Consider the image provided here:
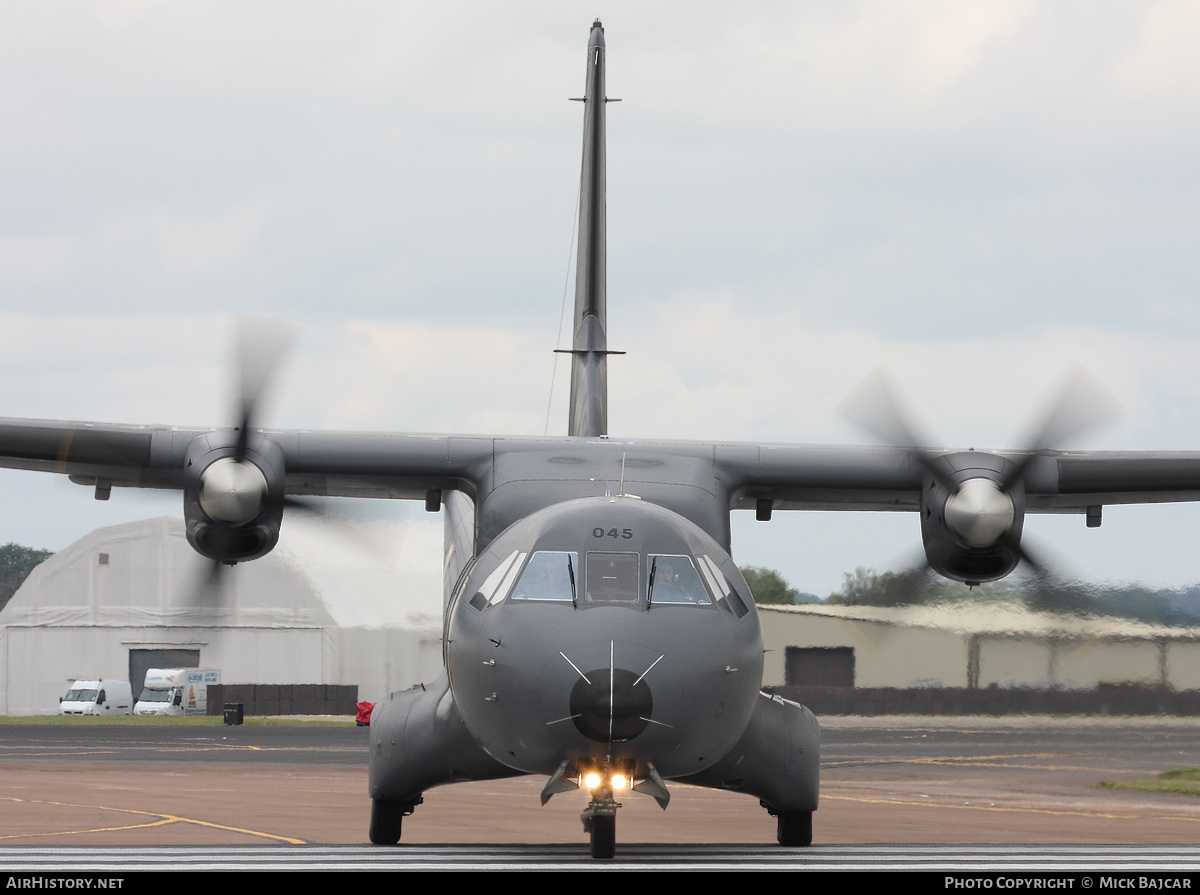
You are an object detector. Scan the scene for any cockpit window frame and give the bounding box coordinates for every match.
[510,550,579,603]
[646,553,713,607]
[584,550,641,605]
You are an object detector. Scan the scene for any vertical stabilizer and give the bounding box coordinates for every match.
[567,20,612,437]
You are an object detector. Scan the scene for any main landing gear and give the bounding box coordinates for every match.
[368,796,422,845]
[762,801,813,847]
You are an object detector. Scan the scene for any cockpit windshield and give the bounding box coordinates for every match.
[479,546,740,614]
[647,554,711,605]
[511,551,578,602]
[585,552,640,604]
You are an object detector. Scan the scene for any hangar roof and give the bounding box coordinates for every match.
[0,515,442,633]
[758,601,1200,641]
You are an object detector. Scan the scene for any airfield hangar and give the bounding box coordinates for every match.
[760,602,1200,711]
[0,516,446,715]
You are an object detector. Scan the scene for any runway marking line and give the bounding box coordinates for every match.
[0,797,305,845]
[0,744,265,759]
[822,792,1200,823]
[826,754,1132,773]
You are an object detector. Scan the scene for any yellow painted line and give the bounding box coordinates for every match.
[0,744,265,758]
[826,755,1130,772]
[829,761,1128,773]
[835,762,1106,772]
[0,797,305,845]
[823,792,1200,823]
[827,751,1076,763]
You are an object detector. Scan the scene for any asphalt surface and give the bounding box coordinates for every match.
[1,717,1198,848]
[0,723,369,766]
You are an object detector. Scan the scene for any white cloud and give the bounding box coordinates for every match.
[155,197,273,274]
[0,235,75,285]
[0,3,1197,597]
[1115,0,1200,97]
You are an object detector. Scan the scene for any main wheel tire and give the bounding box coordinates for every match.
[369,799,405,845]
[589,813,616,859]
[776,811,813,847]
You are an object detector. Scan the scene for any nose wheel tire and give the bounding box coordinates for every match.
[589,813,616,859]
[369,798,406,845]
[776,811,813,847]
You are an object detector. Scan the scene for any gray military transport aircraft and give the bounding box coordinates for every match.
[3,20,1200,859]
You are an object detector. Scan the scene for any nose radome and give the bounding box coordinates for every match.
[569,668,652,743]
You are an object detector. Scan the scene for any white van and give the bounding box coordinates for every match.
[59,680,134,715]
[135,668,220,716]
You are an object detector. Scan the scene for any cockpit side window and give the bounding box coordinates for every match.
[697,555,750,619]
[647,554,711,606]
[468,549,527,611]
[586,552,640,604]
[511,551,578,602]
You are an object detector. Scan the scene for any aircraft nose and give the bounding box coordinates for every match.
[569,668,652,743]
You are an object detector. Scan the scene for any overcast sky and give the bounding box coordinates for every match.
[2,1,1200,597]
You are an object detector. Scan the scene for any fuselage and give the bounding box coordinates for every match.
[367,22,822,851]
[445,495,764,779]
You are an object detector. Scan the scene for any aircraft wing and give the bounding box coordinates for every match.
[0,419,496,501]
[3,418,1200,514]
[1044,452,1200,509]
[717,444,1200,513]
[0,419,184,489]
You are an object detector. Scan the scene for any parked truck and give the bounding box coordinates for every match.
[59,679,133,715]
[134,668,220,716]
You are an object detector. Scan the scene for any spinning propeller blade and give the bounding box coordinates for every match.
[839,368,1121,593]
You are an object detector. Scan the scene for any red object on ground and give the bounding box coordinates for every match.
[356,701,375,726]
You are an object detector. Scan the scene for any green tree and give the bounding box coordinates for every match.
[0,543,53,615]
[827,566,930,606]
[824,565,1200,626]
[740,566,797,605]
[827,566,985,606]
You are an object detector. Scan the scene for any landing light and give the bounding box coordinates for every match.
[583,772,601,789]
[611,773,627,790]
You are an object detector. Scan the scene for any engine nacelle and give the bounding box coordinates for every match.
[920,451,1026,585]
[182,432,285,563]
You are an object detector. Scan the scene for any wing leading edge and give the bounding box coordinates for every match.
[3,416,1199,515]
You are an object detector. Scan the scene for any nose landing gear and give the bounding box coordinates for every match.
[574,758,637,858]
[581,793,619,859]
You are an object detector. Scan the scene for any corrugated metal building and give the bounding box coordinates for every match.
[760,602,1200,691]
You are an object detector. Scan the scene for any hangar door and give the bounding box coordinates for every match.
[785,646,855,688]
[129,649,200,700]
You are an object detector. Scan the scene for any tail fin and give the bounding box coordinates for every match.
[566,20,621,437]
